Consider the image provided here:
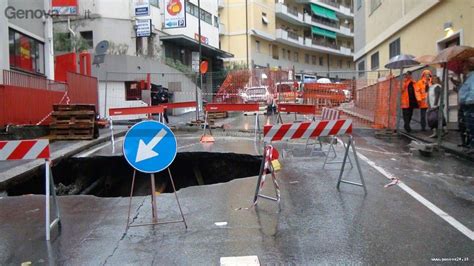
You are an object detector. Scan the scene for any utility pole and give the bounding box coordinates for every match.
[245,0,249,69]
[197,0,202,120]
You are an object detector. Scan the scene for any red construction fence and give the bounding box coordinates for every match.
[0,70,98,127]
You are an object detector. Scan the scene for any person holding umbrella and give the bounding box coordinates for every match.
[401,71,418,132]
[458,63,474,153]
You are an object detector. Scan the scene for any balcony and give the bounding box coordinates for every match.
[276,28,304,46]
[296,0,353,17]
[218,0,224,9]
[310,16,354,37]
[219,23,225,35]
[275,3,305,26]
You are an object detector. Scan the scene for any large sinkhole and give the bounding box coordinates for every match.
[6,152,262,197]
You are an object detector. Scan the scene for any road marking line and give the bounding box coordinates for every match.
[76,137,124,158]
[356,151,474,241]
[220,256,260,266]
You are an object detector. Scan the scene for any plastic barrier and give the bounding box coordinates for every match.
[0,139,60,241]
[276,103,318,123]
[253,119,366,207]
[201,103,260,143]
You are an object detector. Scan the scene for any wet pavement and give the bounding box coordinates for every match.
[0,113,473,264]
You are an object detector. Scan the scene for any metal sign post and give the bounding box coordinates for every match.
[122,121,187,229]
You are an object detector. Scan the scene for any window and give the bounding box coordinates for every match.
[8,28,45,75]
[358,60,365,77]
[338,59,343,68]
[319,56,324,66]
[305,54,310,64]
[125,81,143,101]
[371,52,379,70]
[357,0,362,10]
[186,1,213,25]
[294,52,299,62]
[312,55,317,65]
[389,38,400,59]
[282,48,286,59]
[262,12,268,25]
[287,50,291,60]
[255,40,260,52]
[370,0,382,13]
[80,31,93,49]
[347,60,351,68]
[214,16,219,28]
[269,44,272,56]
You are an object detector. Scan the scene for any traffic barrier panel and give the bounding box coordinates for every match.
[0,139,60,241]
[201,103,260,143]
[109,106,165,153]
[277,103,318,123]
[253,119,366,207]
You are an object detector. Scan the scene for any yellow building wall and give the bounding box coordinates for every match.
[365,0,474,70]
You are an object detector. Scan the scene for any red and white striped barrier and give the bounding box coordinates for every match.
[319,107,341,120]
[276,103,318,123]
[263,119,353,142]
[252,118,365,207]
[0,139,50,160]
[0,139,60,241]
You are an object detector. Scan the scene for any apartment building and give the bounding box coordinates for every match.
[0,0,55,81]
[354,0,474,74]
[219,0,355,80]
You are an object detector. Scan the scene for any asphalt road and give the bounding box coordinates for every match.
[0,113,472,265]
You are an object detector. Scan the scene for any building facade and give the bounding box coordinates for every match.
[0,0,55,81]
[354,0,474,74]
[219,0,355,80]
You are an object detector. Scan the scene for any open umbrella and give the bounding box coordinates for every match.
[431,45,474,64]
[384,54,420,134]
[415,55,436,65]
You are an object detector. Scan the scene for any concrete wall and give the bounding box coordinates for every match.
[7,0,45,38]
[93,55,201,117]
[0,1,9,81]
[357,0,474,69]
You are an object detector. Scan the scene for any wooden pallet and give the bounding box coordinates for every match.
[50,105,96,140]
[50,128,95,140]
[208,112,228,119]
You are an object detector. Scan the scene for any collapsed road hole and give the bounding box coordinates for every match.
[6,152,262,197]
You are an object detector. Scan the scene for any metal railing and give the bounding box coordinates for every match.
[312,16,339,29]
[312,38,340,50]
[2,70,67,91]
[287,31,300,40]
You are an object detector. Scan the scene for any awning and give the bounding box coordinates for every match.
[311,26,337,39]
[160,35,234,59]
[310,3,339,22]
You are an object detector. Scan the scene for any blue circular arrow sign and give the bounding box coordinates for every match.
[123,121,177,173]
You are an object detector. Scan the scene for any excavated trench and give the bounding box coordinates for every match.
[6,152,262,197]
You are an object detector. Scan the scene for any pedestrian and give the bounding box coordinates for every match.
[452,72,469,147]
[415,70,432,131]
[401,71,418,133]
[427,76,446,138]
[151,85,170,124]
[458,63,474,154]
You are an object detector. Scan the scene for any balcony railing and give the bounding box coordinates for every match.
[2,69,67,91]
[287,31,299,40]
[312,38,340,50]
[319,0,340,8]
[287,7,299,16]
[312,16,339,29]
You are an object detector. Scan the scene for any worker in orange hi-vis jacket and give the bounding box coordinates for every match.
[401,71,418,133]
[415,69,433,131]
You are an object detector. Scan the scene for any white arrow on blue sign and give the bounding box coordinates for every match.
[123,121,177,173]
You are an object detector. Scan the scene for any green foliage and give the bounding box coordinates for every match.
[224,61,248,71]
[164,58,193,75]
[54,32,90,53]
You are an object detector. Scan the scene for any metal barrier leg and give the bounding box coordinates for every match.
[110,118,115,154]
[45,160,60,241]
[167,168,188,229]
[253,145,267,205]
[336,136,367,194]
[150,173,158,223]
[254,114,259,142]
[323,137,353,169]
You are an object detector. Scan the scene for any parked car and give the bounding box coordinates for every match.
[241,86,269,103]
